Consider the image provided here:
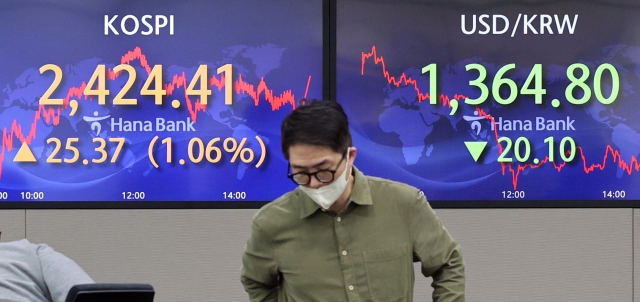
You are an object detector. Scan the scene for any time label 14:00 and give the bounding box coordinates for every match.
[421,63,619,106]
[497,136,576,163]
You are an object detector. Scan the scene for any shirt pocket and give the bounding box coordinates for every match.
[363,243,409,302]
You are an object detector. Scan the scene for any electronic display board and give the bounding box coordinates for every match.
[0,0,323,205]
[337,0,640,206]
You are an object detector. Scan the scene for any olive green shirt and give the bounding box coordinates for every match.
[241,167,465,302]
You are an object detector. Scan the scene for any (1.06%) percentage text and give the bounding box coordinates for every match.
[148,136,266,168]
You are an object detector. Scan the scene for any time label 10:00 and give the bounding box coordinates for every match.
[421,63,619,106]
[38,63,235,106]
[497,136,576,163]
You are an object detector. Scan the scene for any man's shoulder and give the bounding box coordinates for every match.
[251,190,302,230]
[0,239,38,255]
[364,175,421,197]
[0,239,48,301]
[359,174,426,213]
[0,239,53,273]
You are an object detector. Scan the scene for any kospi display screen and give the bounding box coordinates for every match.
[0,0,323,205]
[337,0,640,206]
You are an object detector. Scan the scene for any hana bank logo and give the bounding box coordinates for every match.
[463,110,486,138]
[83,111,110,137]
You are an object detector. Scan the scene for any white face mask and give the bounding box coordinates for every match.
[299,149,351,210]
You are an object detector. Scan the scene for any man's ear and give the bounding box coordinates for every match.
[348,146,357,165]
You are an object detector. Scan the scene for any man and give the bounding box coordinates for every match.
[0,231,95,302]
[241,100,465,301]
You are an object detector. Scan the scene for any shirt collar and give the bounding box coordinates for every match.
[298,166,373,219]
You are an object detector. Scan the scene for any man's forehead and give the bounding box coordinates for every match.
[288,144,337,158]
[288,146,341,169]
[290,157,333,169]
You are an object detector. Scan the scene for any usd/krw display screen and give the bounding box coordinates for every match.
[0,0,322,203]
[337,0,640,204]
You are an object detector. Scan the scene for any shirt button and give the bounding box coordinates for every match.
[342,250,348,256]
[348,285,354,291]
[336,217,342,222]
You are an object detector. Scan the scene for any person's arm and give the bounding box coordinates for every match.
[410,193,465,302]
[36,243,94,302]
[241,219,279,302]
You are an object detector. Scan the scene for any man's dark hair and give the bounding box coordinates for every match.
[281,100,352,159]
